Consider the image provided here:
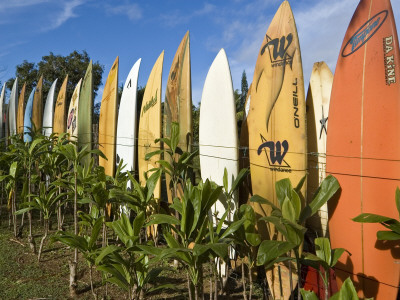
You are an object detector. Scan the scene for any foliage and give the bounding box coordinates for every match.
[353,187,400,240]
[6,50,104,108]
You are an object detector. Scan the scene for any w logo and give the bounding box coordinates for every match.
[261,34,293,62]
[257,136,289,167]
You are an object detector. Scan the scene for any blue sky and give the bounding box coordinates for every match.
[0,0,399,105]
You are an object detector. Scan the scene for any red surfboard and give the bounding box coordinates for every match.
[327,0,400,299]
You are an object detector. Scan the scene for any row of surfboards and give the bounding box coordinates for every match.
[0,0,398,298]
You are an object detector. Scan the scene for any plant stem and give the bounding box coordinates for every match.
[241,261,248,300]
[38,218,48,262]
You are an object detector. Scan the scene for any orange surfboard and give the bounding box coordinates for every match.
[32,75,43,132]
[327,0,400,299]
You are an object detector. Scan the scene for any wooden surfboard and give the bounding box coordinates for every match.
[326,0,400,299]
[199,48,238,224]
[42,79,58,137]
[67,79,82,141]
[138,51,164,199]
[247,1,307,299]
[53,75,68,136]
[99,57,119,176]
[0,83,5,139]
[239,84,252,206]
[8,78,18,136]
[17,83,26,135]
[79,61,93,157]
[32,75,43,133]
[23,89,35,142]
[116,58,141,174]
[306,62,333,237]
[164,31,192,203]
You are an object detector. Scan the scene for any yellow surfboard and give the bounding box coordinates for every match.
[138,51,164,199]
[164,32,192,203]
[53,75,68,136]
[17,83,26,135]
[247,1,307,299]
[67,79,82,141]
[99,57,119,176]
[32,75,43,132]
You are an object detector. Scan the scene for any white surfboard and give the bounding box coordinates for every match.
[8,78,18,136]
[306,61,333,237]
[199,48,238,224]
[116,58,141,174]
[67,79,82,141]
[42,79,58,137]
[0,83,5,139]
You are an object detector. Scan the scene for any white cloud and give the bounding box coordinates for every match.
[161,3,216,27]
[45,0,85,31]
[108,2,142,21]
[0,0,49,11]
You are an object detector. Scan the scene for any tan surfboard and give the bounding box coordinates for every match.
[99,57,119,176]
[138,51,164,199]
[53,75,68,136]
[67,79,82,141]
[247,1,307,299]
[306,62,333,237]
[17,83,26,135]
[32,75,43,132]
[164,32,192,203]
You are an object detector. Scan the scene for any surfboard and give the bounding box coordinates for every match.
[247,1,307,299]
[17,83,26,136]
[116,58,141,174]
[8,78,18,136]
[53,75,68,136]
[0,83,5,139]
[79,61,93,158]
[200,48,238,223]
[99,57,119,176]
[42,79,58,137]
[326,0,400,299]
[138,51,164,199]
[306,62,333,237]
[67,79,82,141]
[164,31,192,203]
[24,89,36,142]
[32,76,43,133]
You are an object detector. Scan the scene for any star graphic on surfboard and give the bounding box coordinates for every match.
[319,106,328,139]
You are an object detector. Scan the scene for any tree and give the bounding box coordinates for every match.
[7,50,104,109]
[240,70,248,110]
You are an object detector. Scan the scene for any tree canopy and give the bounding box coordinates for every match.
[6,50,104,108]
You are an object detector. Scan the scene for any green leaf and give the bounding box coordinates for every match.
[257,240,295,266]
[295,175,306,193]
[377,230,400,240]
[230,168,249,196]
[352,213,394,223]
[330,277,359,300]
[250,194,280,211]
[300,289,319,300]
[308,175,340,216]
[146,169,161,203]
[331,248,347,267]
[9,162,18,179]
[133,211,145,237]
[245,232,261,247]
[223,168,228,192]
[95,245,120,265]
[396,187,400,219]
[170,122,180,153]
[145,150,164,161]
[89,216,104,249]
[220,219,245,240]
[148,214,180,226]
[291,189,301,221]
[282,196,296,223]
[275,178,292,208]
[315,237,331,265]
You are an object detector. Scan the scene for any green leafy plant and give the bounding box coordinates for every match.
[301,237,348,300]
[253,175,340,299]
[353,187,400,240]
